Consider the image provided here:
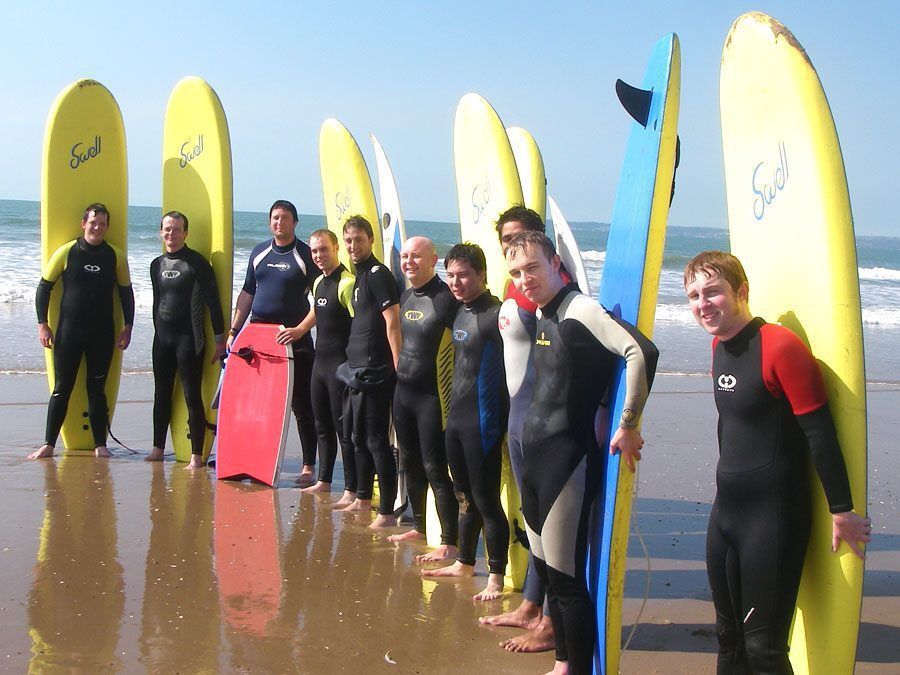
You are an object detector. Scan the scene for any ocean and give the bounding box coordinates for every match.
[2,198,897,381]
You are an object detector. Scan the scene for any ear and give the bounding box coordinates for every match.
[737,281,750,302]
[551,254,561,272]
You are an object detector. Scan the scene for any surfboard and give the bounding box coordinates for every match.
[216,323,293,486]
[507,126,547,220]
[319,118,382,272]
[720,13,866,673]
[370,133,407,293]
[548,196,590,295]
[453,93,528,590]
[588,34,680,675]
[162,75,234,462]
[40,79,128,451]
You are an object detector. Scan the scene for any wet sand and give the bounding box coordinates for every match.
[1,373,897,673]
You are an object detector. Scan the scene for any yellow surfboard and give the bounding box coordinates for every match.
[453,93,528,590]
[319,118,382,271]
[721,13,867,674]
[40,79,128,451]
[162,76,234,462]
[507,126,547,221]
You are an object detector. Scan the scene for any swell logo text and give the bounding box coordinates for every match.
[70,136,101,170]
[752,142,789,221]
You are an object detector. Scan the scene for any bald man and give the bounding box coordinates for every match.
[386,236,460,561]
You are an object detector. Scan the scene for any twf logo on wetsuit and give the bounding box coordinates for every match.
[717,373,737,392]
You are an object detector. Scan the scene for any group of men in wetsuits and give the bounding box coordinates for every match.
[31,201,871,675]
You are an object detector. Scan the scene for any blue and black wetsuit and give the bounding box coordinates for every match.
[394,274,459,544]
[446,290,509,574]
[242,237,320,467]
[708,318,853,675]
[150,245,225,457]
[36,237,135,448]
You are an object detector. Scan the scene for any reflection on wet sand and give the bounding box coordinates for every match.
[28,457,124,673]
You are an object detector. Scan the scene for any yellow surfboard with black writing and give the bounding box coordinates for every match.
[162,76,233,462]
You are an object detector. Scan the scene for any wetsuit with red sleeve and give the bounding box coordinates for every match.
[708,317,853,674]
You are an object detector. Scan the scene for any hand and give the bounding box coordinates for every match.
[38,323,54,349]
[832,511,871,560]
[226,333,236,352]
[117,325,133,350]
[212,341,227,364]
[610,426,644,473]
[276,325,304,345]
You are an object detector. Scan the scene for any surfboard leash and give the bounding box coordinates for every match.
[621,462,652,655]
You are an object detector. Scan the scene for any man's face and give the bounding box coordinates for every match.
[160,215,187,252]
[400,237,436,288]
[344,227,373,263]
[446,259,486,304]
[685,271,749,338]
[310,234,338,272]
[81,210,109,245]
[269,207,297,240]
[499,220,528,254]
[507,243,560,307]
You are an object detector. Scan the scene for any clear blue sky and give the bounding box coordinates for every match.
[1,1,897,235]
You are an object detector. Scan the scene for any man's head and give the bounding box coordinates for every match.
[683,250,752,340]
[495,204,545,254]
[309,229,340,274]
[269,199,299,242]
[505,231,564,307]
[400,236,438,289]
[342,215,375,264]
[444,242,487,304]
[81,202,110,245]
[160,211,189,253]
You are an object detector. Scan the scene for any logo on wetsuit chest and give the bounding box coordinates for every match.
[83,264,101,274]
[161,270,181,279]
[266,262,290,271]
[404,310,424,321]
[535,331,551,347]
[717,373,737,391]
[317,297,328,307]
[453,329,468,342]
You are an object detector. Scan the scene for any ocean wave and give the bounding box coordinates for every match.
[651,303,900,327]
[581,250,606,262]
[859,266,900,281]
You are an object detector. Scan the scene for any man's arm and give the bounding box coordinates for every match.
[226,290,254,351]
[276,307,317,345]
[383,304,402,370]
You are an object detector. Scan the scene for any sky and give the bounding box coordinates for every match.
[1,1,898,236]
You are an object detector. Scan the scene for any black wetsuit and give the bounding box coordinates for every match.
[445,290,509,574]
[150,246,225,457]
[242,237,320,467]
[393,274,459,544]
[522,285,657,674]
[343,255,400,515]
[708,318,853,675]
[310,264,356,491]
[36,238,135,447]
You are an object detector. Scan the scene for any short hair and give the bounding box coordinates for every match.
[82,202,110,224]
[495,204,545,239]
[160,210,189,232]
[269,199,299,223]
[310,228,338,246]
[342,215,374,239]
[444,242,487,275]
[683,250,749,293]
[504,231,557,263]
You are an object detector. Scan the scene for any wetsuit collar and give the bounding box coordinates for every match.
[464,290,491,310]
[77,236,108,253]
[413,274,441,295]
[324,263,346,280]
[719,316,765,350]
[272,237,297,253]
[354,255,381,272]
[164,244,190,259]
[540,283,579,317]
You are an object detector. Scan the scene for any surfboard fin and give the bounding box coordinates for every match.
[616,79,652,127]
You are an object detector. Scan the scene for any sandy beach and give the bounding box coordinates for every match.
[0,372,897,673]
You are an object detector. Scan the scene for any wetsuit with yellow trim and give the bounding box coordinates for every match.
[36,237,134,448]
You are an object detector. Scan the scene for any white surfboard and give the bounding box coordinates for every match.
[549,196,590,294]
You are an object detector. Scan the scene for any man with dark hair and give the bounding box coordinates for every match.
[422,243,509,602]
[338,215,403,528]
[227,200,320,484]
[506,231,658,675]
[146,211,226,469]
[30,203,135,459]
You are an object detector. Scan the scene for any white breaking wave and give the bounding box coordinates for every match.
[581,249,606,262]
[651,303,900,327]
[858,266,900,281]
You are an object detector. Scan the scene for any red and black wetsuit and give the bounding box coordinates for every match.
[708,317,853,674]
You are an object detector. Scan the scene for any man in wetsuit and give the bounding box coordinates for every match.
[226,200,320,484]
[30,203,135,459]
[385,236,459,561]
[421,243,509,602]
[684,250,871,674]
[506,231,658,675]
[146,211,226,469]
[337,215,402,528]
[292,229,357,506]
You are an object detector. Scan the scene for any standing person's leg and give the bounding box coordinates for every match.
[333,382,357,504]
[416,393,458,558]
[366,379,398,526]
[149,333,178,461]
[389,385,428,541]
[175,333,207,468]
[309,361,338,486]
[706,500,748,673]
[291,345,317,484]
[468,435,508,601]
[33,325,83,458]
[343,386,375,511]
[84,327,115,455]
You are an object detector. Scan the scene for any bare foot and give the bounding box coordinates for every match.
[416,544,458,563]
[332,490,356,507]
[369,514,398,529]
[387,529,424,543]
[545,660,568,675]
[341,498,372,512]
[94,445,112,458]
[145,447,164,462]
[27,444,55,460]
[185,455,204,471]
[421,560,474,578]
[473,573,504,602]
[294,466,316,487]
[301,480,331,494]
[501,615,555,653]
[479,598,542,628]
